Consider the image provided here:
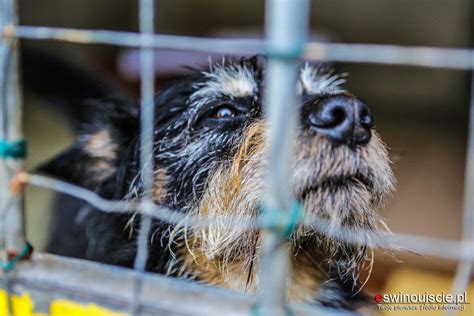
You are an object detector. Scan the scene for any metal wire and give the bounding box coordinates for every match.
[1,0,25,262]
[446,56,474,316]
[1,2,26,316]
[20,173,474,263]
[258,1,309,314]
[7,25,264,55]
[4,25,474,69]
[130,0,156,315]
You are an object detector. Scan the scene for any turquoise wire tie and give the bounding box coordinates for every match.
[259,201,302,237]
[252,202,301,315]
[0,139,27,158]
[265,44,304,60]
[1,241,32,272]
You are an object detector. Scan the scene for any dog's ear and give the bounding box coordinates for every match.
[37,98,139,190]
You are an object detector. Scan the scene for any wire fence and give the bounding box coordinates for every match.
[1,0,473,315]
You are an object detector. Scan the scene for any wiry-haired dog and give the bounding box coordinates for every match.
[40,56,395,313]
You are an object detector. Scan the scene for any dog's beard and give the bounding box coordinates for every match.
[292,129,395,239]
[169,120,395,289]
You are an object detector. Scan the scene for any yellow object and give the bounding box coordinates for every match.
[0,290,45,316]
[381,268,474,315]
[0,289,126,316]
[50,300,126,316]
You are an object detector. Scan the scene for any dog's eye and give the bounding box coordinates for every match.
[195,102,247,126]
[210,106,237,119]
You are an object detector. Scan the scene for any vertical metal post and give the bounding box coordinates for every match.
[0,0,25,252]
[260,0,309,315]
[446,60,474,316]
[446,10,474,315]
[131,0,155,315]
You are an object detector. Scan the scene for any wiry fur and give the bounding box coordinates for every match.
[192,61,259,100]
[41,56,395,313]
[297,63,347,95]
[169,120,394,303]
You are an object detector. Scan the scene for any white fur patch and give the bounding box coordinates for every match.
[191,63,258,101]
[297,63,347,95]
[191,61,347,104]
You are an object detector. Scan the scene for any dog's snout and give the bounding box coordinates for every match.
[306,96,373,146]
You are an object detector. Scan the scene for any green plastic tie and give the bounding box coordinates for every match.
[0,139,27,158]
[265,43,304,60]
[1,241,32,272]
[259,201,302,237]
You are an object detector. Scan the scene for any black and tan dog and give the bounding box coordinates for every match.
[39,56,395,312]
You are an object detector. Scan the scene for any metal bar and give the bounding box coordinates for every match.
[8,25,264,54]
[0,2,23,314]
[446,58,474,316]
[446,9,474,313]
[305,42,474,70]
[6,25,474,69]
[259,0,309,315]
[131,0,156,315]
[0,0,24,253]
[1,253,353,316]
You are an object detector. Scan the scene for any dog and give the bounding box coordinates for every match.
[39,56,395,312]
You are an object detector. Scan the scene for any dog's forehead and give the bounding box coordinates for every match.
[190,63,259,101]
[189,60,347,104]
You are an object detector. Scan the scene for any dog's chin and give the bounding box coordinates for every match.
[299,173,373,201]
[294,173,380,242]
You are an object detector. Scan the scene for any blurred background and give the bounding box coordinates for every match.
[19,0,473,314]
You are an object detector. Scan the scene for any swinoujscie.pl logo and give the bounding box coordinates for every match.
[375,291,468,312]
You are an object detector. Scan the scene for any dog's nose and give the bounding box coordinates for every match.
[307,95,373,146]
